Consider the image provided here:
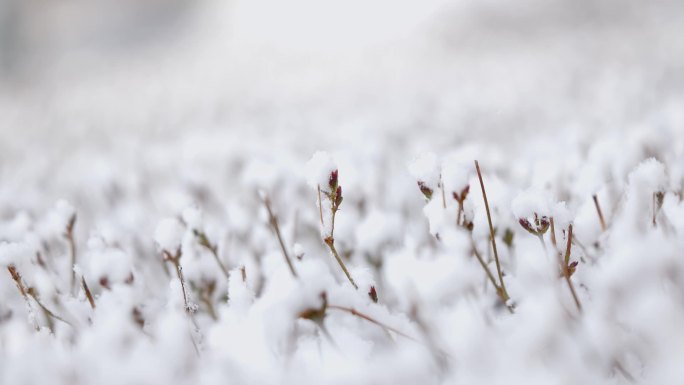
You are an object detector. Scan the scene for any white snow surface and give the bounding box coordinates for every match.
[1,0,684,384]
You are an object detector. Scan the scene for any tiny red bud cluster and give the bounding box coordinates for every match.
[368,286,378,303]
[452,185,470,203]
[518,213,550,236]
[417,181,433,201]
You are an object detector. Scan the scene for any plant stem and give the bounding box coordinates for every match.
[560,224,582,312]
[474,160,510,302]
[592,194,607,231]
[326,240,358,289]
[318,183,357,289]
[317,185,324,226]
[8,266,72,329]
[263,197,298,278]
[65,214,77,293]
[440,175,447,209]
[195,231,229,279]
[82,276,96,309]
[163,250,191,313]
[327,305,417,342]
[472,240,513,312]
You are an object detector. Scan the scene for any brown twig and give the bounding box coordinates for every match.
[163,250,192,313]
[327,305,417,342]
[560,224,582,312]
[65,214,77,293]
[263,197,298,278]
[592,194,607,231]
[474,160,510,303]
[439,175,447,209]
[325,238,358,289]
[8,266,72,329]
[317,185,324,226]
[318,181,358,289]
[194,230,229,279]
[472,243,514,313]
[81,276,96,309]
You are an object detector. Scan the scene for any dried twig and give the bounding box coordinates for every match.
[263,197,298,278]
[474,160,510,304]
[318,172,358,289]
[81,276,96,310]
[194,230,229,279]
[592,194,607,231]
[65,214,77,292]
[163,250,192,313]
[559,224,582,312]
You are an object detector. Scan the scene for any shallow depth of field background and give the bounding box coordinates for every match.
[1,0,683,220]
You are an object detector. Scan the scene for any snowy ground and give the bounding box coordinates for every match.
[1,0,684,384]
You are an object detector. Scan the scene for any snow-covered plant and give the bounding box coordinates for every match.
[306,151,357,289]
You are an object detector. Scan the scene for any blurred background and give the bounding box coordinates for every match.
[0,0,683,221]
[1,0,683,139]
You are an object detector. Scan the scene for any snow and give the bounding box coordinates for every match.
[408,152,441,195]
[154,218,185,252]
[0,0,684,383]
[306,151,337,192]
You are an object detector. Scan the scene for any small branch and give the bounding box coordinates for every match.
[318,182,358,289]
[474,160,510,302]
[65,214,77,293]
[327,305,417,342]
[26,288,73,327]
[8,266,72,329]
[163,250,192,313]
[472,241,513,312]
[560,224,582,312]
[81,276,96,310]
[317,185,324,226]
[195,230,229,279]
[198,282,218,321]
[550,217,558,249]
[263,197,298,278]
[592,194,607,232]
[325,239,358,289]
[439,175,447,209]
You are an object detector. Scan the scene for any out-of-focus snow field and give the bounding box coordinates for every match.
[0,0,684,384]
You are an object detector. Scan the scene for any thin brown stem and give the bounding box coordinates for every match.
[471,244,499,292]
[8,266,72,329]
[195,231,229,279]
[592,194,607,231]
[560,224,582,312]
[163,250,191,313]
[26,288,73,327]
[474,160,509,301]
[317,185,324,226]
[550,217,557,248]
[327,305,417,342]
[65,214,77,293]
[456,200,463,226]
[82,276,96,309]
[319,183,357,289]
[263,197,298,278]
[440,175,447,209]
[326,240,358,289]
